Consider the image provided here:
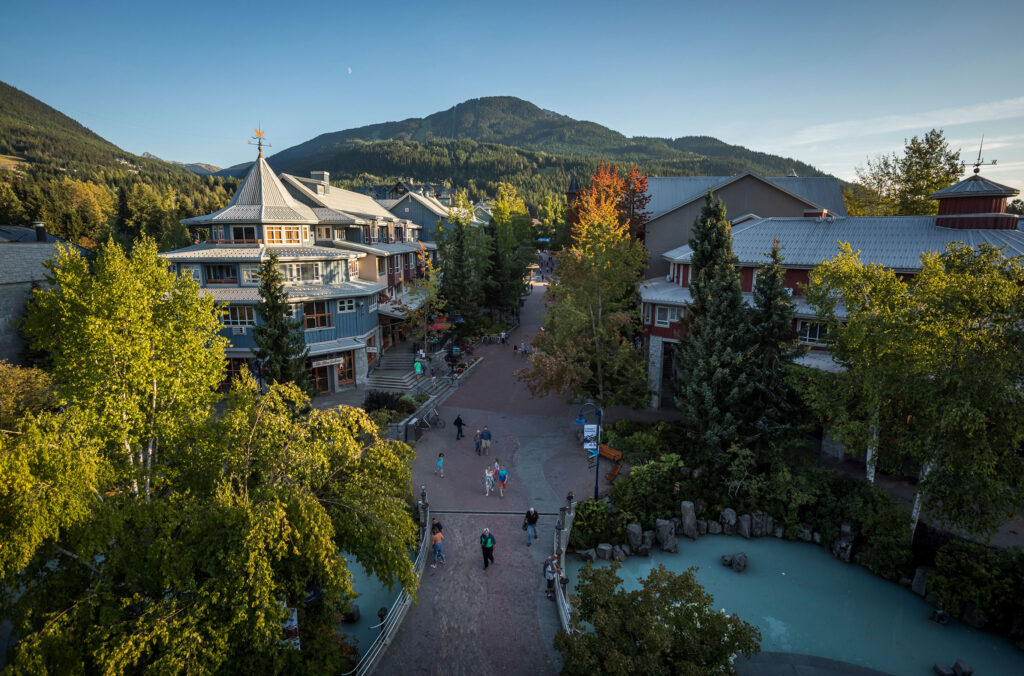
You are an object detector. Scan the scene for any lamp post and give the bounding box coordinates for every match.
[573,403,603,500]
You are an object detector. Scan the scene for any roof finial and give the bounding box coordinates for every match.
[963,135,997,175]
[249,127,271,159]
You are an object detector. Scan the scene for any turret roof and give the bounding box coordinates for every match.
[182,155,318,226]
[930,173,1020,199]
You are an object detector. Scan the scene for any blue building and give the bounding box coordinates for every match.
[380,190,485,241]
[163,152,387,394]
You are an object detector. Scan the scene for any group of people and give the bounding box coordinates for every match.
[483,459,510,498]
[513,341,531,356]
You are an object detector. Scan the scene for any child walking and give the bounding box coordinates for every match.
[474,430,482,456]
[435,453,445,478]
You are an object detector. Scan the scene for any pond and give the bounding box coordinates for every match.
[341,559,402,660]
[565,536,1024,675]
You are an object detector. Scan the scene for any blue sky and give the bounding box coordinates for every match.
[3,0,1023,188]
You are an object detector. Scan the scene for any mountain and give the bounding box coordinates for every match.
[218,96,830,206]
[142,152,221,175]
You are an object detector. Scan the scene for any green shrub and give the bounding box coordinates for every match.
[611,454,685,529]
[412,393,431,406]
[369,409,399,427]
[930,542,1024,629]
[569,499,629,550]
[396,394,418,415]
[363,390,402,412]
[603,421,679,465]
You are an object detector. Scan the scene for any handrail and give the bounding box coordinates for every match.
[553,502,577,635]
[342,501,431,676]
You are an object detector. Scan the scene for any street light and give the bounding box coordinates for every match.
[573,402,603,500]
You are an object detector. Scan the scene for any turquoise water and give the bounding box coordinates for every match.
[566,537,1024,676]
[341,559,401,659]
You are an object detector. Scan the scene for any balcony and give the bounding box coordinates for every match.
[403,267,414,281]
[387,271,402,287]
[208,239,263,245]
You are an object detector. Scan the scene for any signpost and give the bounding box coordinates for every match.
[582,424,598,451]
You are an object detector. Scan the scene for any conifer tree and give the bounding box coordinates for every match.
[748,238,802,451]
[253,252,308,389]
[438,192,487,332]
[675,192,757,463]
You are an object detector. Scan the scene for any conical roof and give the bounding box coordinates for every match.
[567,174,581,193]
[930,173,1019,200]
[182,155,318,225]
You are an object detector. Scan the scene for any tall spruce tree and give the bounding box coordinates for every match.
[748,238,802,452]
[438,192,487,332]
[675,192,757,463]
[253,252,308,389]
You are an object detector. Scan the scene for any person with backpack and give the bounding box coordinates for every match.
[523,507,539,546]
[544,554,561,600]
[480,528,496,570]
[453,414,465,440]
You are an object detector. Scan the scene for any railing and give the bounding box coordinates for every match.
[553,500,577,635]
[342,492,431,676]
[208,238,262,245]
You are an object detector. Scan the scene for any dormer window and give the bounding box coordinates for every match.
[280,262,321,284]
[204,264,238,284]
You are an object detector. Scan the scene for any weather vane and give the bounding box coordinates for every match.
[964,135,997,175]
[249,127,271,158]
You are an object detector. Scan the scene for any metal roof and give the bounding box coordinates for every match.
[182,156,319,226]
[388,192,449,218]
[639,277,833,318]
[930,173,1020,199]
[161,243,359,263]
[281,174,401,222]
[662,215,1024,270]
[646,173,847,220]
[202,279,385,303]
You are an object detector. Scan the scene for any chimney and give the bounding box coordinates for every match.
[803,208,829,219]
[310,171,330,194]
[32,221,47,242]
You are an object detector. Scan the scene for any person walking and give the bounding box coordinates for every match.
[431,517,444,534]
[480,528,496,570]
[483,466,495,496]
[430,527,445,568]
[496,464,509,498]
[474,429,482,456]
[453,414,465,440]
[523,507,539,547]
[544,554,561,600]
[435,453,445,478]
[480,426,492,455]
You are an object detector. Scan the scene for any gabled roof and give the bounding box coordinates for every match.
[387,191,449,218]
[930,173,1020,199]
[161,243,359,263]
[662,215,1024,271]
[646,173,847,221]
[281,174,399,222]
[182,156,318,226]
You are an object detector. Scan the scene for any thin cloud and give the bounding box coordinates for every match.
[347,67,353,75]
[788,97,1024,146]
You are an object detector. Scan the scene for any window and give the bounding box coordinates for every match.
[396,226,404,242]
[316,226,332,240]
[338,298,355,313]
[797,321,829,344]
[303,301,332,330]
[241,264,261,285]
[309,366,330,394]
[224,305,255,326]
[302,226,310,242]
[336,353,355,385]
[643,303,652,324]
[377,257,386,275]
[265,225,301,244]
[205,264,237,284]
[232,226,256,242]
[211,226,226,241]
[179,264,200,282]
[654,305,681,328]
[361,225,371,243]
[280,262,321,284]
[368,295,378,312]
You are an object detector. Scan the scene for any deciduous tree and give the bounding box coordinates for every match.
[555,563,761,676]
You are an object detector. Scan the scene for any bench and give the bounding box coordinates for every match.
[598,444,623,482]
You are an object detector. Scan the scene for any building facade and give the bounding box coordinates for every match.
[640,173,1022,408]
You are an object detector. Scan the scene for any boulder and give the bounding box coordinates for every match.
[642,530,656,548]
[691,467,702,480]
[627,523,643,550]
[720,554,734,567]
[635,544,651,556]
[655,519,678,553]
[680,501,699,540]
[831,530,855,563]
[798,525,813,542]
[933,665,955,676]
[930,609,951,626]
[621,543,631,557]
[696,501,707,516]
[953,659,974,676]
[671,517,683,533]
[962,603,986,629]
[774,526,784,538]
[720,508,737,527]
[764,515,774,536]
[899,575,913,588]
[813,531,822,544]
[751,511,766,538]
[697,519,708,536]
[912,567,931,597]
[737,514,752,539]
[596,543,613,560]
[577,548,597,563]
[708,521,723,535]
[840,522,854,537]
[342,604,360,623]
[611,545,626,562]
[731,552,748,573]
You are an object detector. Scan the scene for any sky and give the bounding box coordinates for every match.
[3,0,1024,188]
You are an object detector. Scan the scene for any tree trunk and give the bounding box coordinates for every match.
[865,406,879,484]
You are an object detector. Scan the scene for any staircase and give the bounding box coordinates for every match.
[365,351,453,396]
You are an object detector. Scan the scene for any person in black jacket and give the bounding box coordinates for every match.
[453,414,465,440]
[523,507,539,546]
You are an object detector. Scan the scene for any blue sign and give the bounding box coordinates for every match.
[588,448,599,460]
